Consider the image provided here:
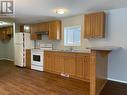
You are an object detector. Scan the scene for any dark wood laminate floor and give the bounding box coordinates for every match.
[100,81,127,95]
[0,60,89,95]
[0,60,127,95]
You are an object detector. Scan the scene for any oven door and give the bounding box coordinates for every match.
[31,52,43,66]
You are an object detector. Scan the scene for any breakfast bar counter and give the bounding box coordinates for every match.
[44,47,121,95]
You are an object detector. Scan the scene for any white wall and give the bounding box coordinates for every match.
[0,41,4,59]
[2,38,14,60]
[0,38,14,61]
[89,8,127,83]
[0,24,15,61]
[36,7,127,82]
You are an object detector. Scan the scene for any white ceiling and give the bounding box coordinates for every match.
[15,0,127,23]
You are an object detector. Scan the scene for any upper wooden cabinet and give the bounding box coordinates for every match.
[30,24,42,40]
[48,21,61,40]
[6,26,13,35]
[20,25,24,32]
[39,22,49,32]
[30,34,42,40]
[84,12,106,38]
[0,26,13,41]
[30,24,39,33]
[30,22,49,33]
[30,21,61,40]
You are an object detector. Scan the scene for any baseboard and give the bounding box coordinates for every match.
[0,58,14,62]
[108,78,127,84]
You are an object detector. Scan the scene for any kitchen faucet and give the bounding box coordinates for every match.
[69,46,73,51]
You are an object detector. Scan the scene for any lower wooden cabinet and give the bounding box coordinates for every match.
[64,53,76,76]
[26,49,31,69]
[76,53,90,81]
[44,51,54,72]
[53,52,64,73]
[44,51,90,82]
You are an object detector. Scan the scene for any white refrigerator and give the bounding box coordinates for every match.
[14,33,32,67]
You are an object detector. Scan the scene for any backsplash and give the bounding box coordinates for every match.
[34,35,91,51]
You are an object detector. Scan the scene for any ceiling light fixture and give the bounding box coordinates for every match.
[56,9,65,14]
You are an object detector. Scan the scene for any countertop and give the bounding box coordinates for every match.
[38,46,121,53]
[86,46,121,51]
[44,49,91,53]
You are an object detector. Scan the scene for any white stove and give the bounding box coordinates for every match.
[31,44,52,71]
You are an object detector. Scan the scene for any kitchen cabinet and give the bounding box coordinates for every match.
[20,25,24,32]
[39,22,49,32]
[30,34,42,40]
[44,51,54,72]
[6,26,13,35]
[30,24,42,40]
[48,21,61,40]
[30,20,61,40]
[30,22,48,40]
[30,24,39,33]
[53,52,64,74]
[26,49,31,69]
[44,52,64,73]
[64,53,76,76]
[0,26,13,41]
[44,50,113,95]
[44,51,89,81]
[31,22,49,33]
[76,53,90,81]
[84,12,105,38]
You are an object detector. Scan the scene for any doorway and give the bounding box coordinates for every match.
[0,20,15,61]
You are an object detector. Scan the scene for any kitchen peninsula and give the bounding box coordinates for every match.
[44,46,121,95]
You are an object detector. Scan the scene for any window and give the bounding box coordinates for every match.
[64,25,81,46]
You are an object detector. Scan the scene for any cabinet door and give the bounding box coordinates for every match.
[30,34,42,40]
[85,14,92,38]
[6,26,13,35]
[44,51,54,72]
[54,52,64,74]
[39,22,49,32]
[1,28,10,40]
[94,12,105,37]
[20,25,24,32]
[30,24,42,40]
[26,49,31,69]
[30,24,39,33]
[49,21,61,40]
[64,53,76,76]
[76,54,90,81]
[84,12,105,38]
